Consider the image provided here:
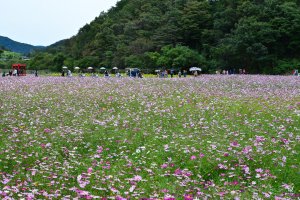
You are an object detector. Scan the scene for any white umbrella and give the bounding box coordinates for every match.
[189,67,201,72]
[100,67,106,70]
[74,67,80,70]
[87,67,93,70]
[62,66,68,69]
[112,67,118,70]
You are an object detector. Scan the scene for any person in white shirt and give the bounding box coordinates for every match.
[13,69,18,76]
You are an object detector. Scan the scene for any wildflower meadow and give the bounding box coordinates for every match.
[0,75,299,199]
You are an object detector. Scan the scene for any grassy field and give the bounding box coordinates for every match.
[0,75,299,199]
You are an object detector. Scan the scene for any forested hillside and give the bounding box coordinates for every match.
[30,0,300,74]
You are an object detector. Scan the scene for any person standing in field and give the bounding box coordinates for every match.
[183,70,187,77]
[178,71,182,78]
[194,70,198,77]
[13,69,17,76]
[170,70,174,78]
[67,70,72,77]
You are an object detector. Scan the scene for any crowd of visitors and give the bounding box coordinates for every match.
[1,68,299,78]
[2,69,21,77]
[157,70,188,78]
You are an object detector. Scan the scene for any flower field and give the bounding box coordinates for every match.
[0,75,299,199]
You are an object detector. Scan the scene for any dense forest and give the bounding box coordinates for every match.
[29,0,300,74]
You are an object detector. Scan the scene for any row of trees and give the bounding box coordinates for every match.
[28,0,300,74]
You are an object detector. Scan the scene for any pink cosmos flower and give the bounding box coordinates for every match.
[190,155,197,160]
[169,163,175,167]
[44,128,51,133]
[255,168,263,173]
[87,168,93,174]
[242,165,250,174]
[111,187,119,193]
[218,164,228,169]
[282,183,293,191]
[199,153,205,158]
[282,156,287,163]
[161,163,168,169]
[31,169,37,176]
[129,185,136,192]
[262,192,271,198]
[184,194,193,200]
[97,146,103,153]
[164,198,176,200]
[13,128,20,133]
[26,193,35,200]
[230,141,240,147]
[115,196,127,200]
[133,175,142,182]
[174,168,182,175]
[281,138,289,145]
[161,189,169,193]
[242,146,252,154]
[1,177,10,184]
[218,191,226,197]
[232,180,239,185]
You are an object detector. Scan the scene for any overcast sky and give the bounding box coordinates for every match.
[0,0,119,46]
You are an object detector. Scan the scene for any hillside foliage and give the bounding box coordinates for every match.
[29,0,300,74]
[0,49,23,69]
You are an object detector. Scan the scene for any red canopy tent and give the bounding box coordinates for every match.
[12,63,26,76]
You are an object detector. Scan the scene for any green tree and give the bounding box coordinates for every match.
[77,56,99,68]
[53,53,66,71]
[154,45,205,69]
[216,16,277,73]
[125,55,144,68]
[180,0,212,49]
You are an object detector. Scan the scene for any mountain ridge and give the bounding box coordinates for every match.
[0,36,45,55]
